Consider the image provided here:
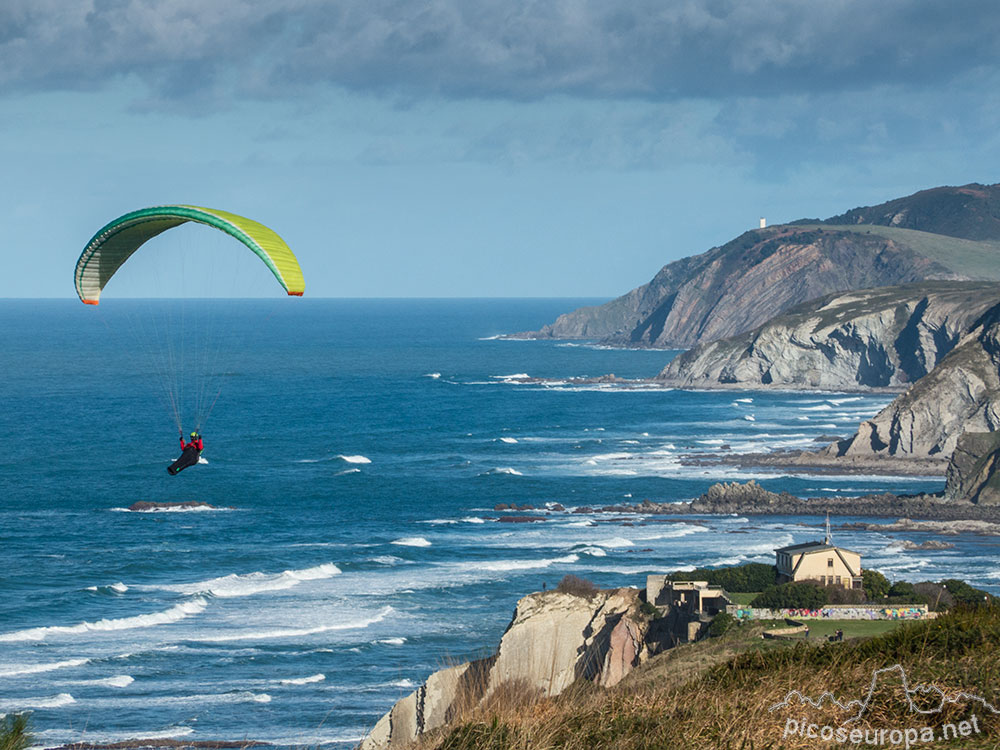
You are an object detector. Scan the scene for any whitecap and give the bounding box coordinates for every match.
[369,555,405,565]
[744,415,756,422]
[190,606,393,643]
[278,673,326,685]
[592,537,634,548]
[735,398,753,403]
[0,598,208,643]
[801,404,833,411]
[424,372,442,379]
[338,455,372,464]
[576,547,607,557]
[391,537,432,547]
[154,563,341,598]
[498,437,518,444]
[0,693,75,710]
[474,554,579,572]
[82,675,134,688]
[461,517,486,524]
[335,468,361,476]
[377,637,407,645]
[481,467,523,476]
[0,658,90,678]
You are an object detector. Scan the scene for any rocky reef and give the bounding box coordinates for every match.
[361,588,648,749]
[656,281,1000,390]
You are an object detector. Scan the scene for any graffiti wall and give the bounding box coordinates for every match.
[728,604,929,620]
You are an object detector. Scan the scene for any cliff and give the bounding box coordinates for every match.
[943,431,1000,505]
[515,184,1000,349]
[655,281,1000,390]
[361,588,647,750]
[828,301,1000,460]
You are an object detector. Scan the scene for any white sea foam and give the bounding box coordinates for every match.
[0,658,90,677]
[424,372,442,379]
[697,439,725,445]
[462,516,486,524]
[744,415,756,421]
[112,505,229,513]
[338,455,372,464]
[80,675,134,688]
[474,554,579,572]
[592,537,634,548]
[278,673,326,685]
[390,679,418,688]
[155,563,341,598]
[420,519,458,524]
[370,555,405,565]
[0,693,75,710]
[576,546,607,557]
[335,468,361,475]
[800,404,833,411]
[481,467,523,476]
[190,606,394,643]
[499,437,518,444]
[391,537,431,547]
[735,398,753,403]
[377,637,406,645]
[0,598,208,642]
[86,582,127,593]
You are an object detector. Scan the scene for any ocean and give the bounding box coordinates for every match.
[1,298,996,748]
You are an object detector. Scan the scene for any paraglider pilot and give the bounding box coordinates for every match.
[168,432,204,475]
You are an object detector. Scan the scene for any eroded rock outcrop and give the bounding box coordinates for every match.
[943,431,1000,505]
[656,282,1000,390]
[361,588,646,749]
[829,303,1000,460]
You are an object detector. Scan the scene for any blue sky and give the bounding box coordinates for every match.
[3,0,1000,298]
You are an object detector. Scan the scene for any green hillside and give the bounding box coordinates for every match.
[796,224,1000,280]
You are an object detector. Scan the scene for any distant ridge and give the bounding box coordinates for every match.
[513,183,1000,349]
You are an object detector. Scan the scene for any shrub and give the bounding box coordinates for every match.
[751,582,828,609]
[639,600,659,618]
[888,581,916,598]
[913,581,954,611]
[556,574,599,599]
[668,562,777,593]
[824,583,866,604]
[708,612,735,637]
[942,579,994,607]
[862,569,890,599]
[0,714,31,750]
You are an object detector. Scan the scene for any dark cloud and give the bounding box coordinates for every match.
[2,0,999,103]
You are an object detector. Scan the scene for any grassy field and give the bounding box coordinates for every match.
[424,606,1000,749]
[728,592,758,605]
[795,223,1000,280]
[754,618,908,641]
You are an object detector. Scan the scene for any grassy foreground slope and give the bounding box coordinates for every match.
[424,606,1000,750]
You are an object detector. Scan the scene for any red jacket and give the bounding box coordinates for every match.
[180,436,204,451]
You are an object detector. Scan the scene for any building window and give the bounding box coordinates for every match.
[828,558,834,567]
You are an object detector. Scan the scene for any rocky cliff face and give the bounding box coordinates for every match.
[518,228,959,348]
[656,282,1000,390]
[516,184,1000,350]
[829,302,1000,460]
[361,588,646,750]
[943,431,1000,505]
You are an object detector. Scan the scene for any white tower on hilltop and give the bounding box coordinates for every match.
[759,217,767,229]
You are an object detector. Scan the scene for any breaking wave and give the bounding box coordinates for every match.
[0,598,208,642]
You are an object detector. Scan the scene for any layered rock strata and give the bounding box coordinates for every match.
[361,589,646,749]
[656,282,1000,390]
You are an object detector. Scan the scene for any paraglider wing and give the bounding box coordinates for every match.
[74,205,305,304]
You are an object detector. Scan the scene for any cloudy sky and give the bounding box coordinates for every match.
[4,0,1000,298]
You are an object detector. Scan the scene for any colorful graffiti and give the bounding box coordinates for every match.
[731,605,928,621]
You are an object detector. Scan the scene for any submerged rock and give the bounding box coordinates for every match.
[126,501,221,512]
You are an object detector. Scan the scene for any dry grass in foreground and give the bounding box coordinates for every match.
[416,606,1000,750]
